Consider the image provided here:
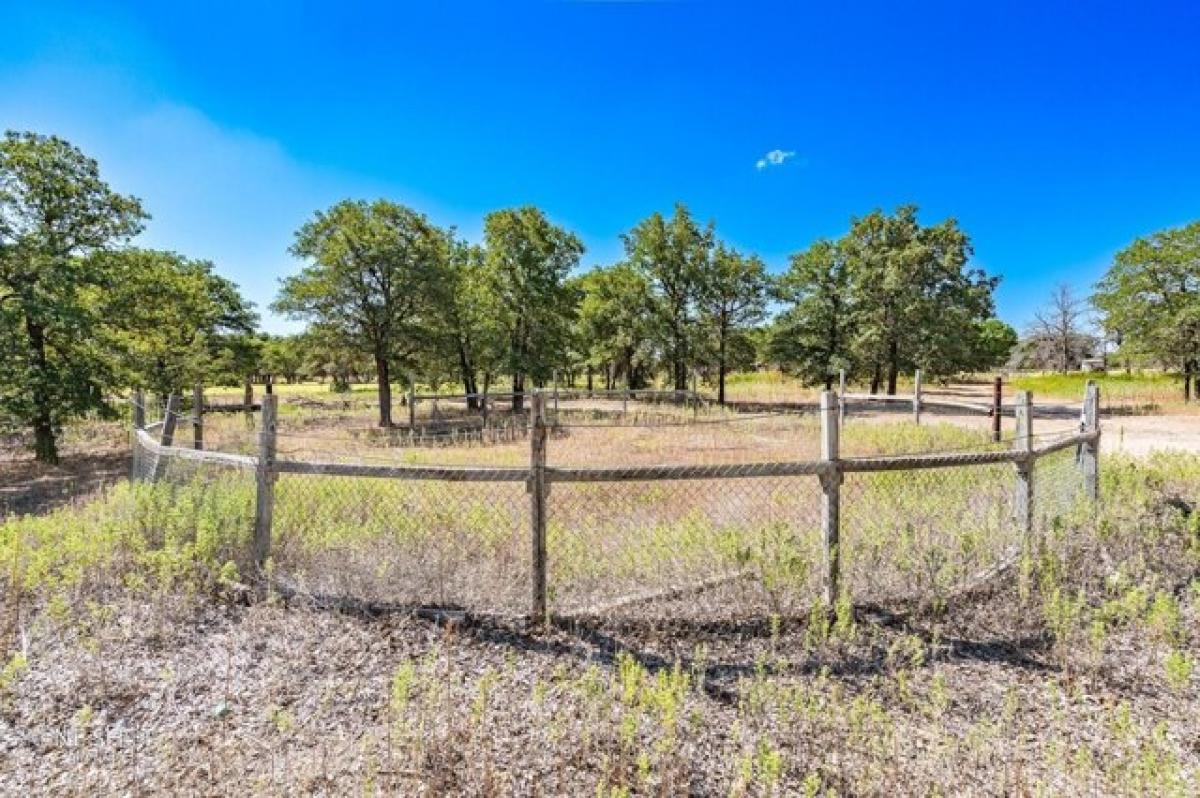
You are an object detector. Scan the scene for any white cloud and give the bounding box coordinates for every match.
[755,148,796,170]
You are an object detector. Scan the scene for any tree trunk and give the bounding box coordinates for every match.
[717,334,727,405]
[511,371,525,413]
[458,341,478,410]
[1185,360,1195,403]
[23,318,58,464]
[870,363,881,395]
[376,356,393,426]
[586,365,594,393]
[886,339,900,396]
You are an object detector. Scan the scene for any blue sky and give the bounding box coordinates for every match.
[3,1,1198,334]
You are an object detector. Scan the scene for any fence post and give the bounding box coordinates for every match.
[529,391,549,625]
[253,394,278,571]
[838,369,847,427]
[820,390,841,608]
[133,388,145,430]
[992,376,1003,442]
[1014,390,1034,540]
[192,383,204,450]
[1081,380,1100,502]
[913,368,923,425]
[553,370,560,415]
[150,394,180,482]
[408,374,416,429]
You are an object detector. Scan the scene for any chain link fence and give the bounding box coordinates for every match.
[129,384,1101,622]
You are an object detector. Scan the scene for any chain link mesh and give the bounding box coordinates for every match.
[128,391,1098,621]
[270,474,529,615]
[547,475,824,620]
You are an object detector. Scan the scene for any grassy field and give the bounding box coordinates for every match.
[0,445,1196,793]
[1010,371,1192,412]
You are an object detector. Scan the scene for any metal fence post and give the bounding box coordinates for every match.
[1014,390,1034,540]
[992,376,1003,442]
[529,391,549,624]
[254,394,278,571]
[150,394,180,482]
[913,368,923,425]
[820,390,841,607]
[1081,380,1100,502]
[838,369,847,427]
[192,383,204,450]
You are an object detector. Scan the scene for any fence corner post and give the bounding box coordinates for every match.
[150,394,180,482]
[192,383,204,451]
[838,369,847,427]
[1081,380,1100,502]
[254,393,279,572]
[820,390,841,608]
[529,391,549,626]
[913,368,923,425]
[1014,390,1034,540]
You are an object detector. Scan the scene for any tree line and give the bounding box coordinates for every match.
[4,130,1197,462]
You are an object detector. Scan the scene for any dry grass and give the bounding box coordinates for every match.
[0,450,1197,794]
[1,388,1196,794]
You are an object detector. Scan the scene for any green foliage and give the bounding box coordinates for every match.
[769,206,998,389]
[1094,220,1200,399]
[98,248,257,396]
[275,199,446,425]
[483,206,583,398]
[575,263,656,389]
[622,203,714,390]
[0,130,146,462]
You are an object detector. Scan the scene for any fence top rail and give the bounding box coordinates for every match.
[134,428,257,469]
[273,458,530,482]
[138,425,1097,483]
[549,460,832,483]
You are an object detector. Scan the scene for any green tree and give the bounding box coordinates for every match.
[698,244,768,403]
[482,206,583,411]
[274,200,444,426]
[1094,221,1200,400]
[100,249,256,398]
[769,238,855,388]
[971,318,1019,371]
[261,334,306,384]
[623,203,714,390]
[576,263,655,390]
[842,206,995,393]
[0,131,146,462]
[425,237,506,406]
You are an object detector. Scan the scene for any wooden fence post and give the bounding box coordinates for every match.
[913,368,923,425]
[529,391,549,624]
[838,369,847,427]
[254,394,278,571]
[133,388,145,430]
[1014,390,1034,540]
[1081,380,1100,502]
[820,390,841,607]
[151,394,180,481]
[552,370,560,415]
[992,376,1003,442]
[192,383,204,450]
